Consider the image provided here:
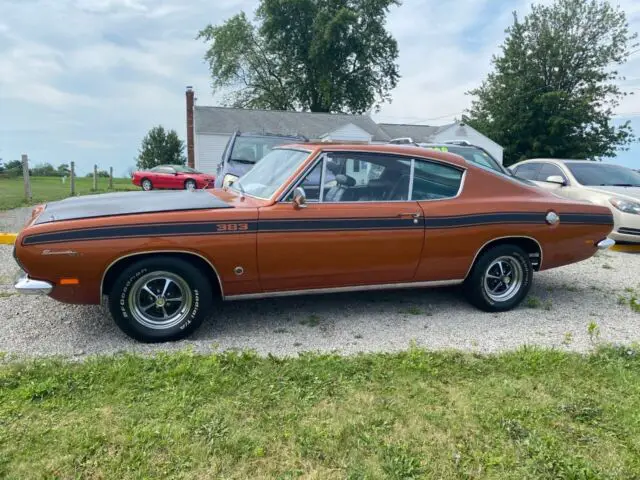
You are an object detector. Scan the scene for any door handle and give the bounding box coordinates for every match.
[397,212,422,224]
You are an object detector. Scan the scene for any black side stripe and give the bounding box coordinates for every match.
[21,211,612,246]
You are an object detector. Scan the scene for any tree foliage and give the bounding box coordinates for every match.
[198,0,401,114]
[465,0,638,166]
[136,126,186,170]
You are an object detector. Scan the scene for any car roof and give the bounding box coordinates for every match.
[237,131,307,140]
[282,143,469,169]
[517,158,591,164]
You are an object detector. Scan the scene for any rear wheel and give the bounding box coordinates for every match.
[107,256,212,342]
[463,244,532,312]
[141,178,153,191]
[185,179,196,190]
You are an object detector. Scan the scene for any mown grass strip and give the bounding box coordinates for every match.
[0,177,138,211]
[1,346,639,479]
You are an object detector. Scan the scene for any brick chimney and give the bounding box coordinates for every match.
[186,86,195,168]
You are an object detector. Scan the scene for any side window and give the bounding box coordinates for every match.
[297,161,323,202]
[323,153,411,202]
[285,158,335,203]
[412,160,463,201]
[537,164,567,183]
[512,163,541,180]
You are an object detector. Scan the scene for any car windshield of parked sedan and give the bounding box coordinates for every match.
[230,148,310,199]
[565,163,640,187]
[173,165,200,173]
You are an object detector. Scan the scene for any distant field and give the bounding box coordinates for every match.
[0,176,139,211]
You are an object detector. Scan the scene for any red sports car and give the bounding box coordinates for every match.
[132,165,215,191]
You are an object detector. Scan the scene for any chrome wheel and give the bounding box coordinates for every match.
[185,180,196,190]
[483,256,523,302]
[128,271,192,329]
[142,179,152,191]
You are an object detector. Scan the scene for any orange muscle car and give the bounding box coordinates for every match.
[14,144,615,342]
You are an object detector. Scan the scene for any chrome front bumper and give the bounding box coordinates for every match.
[15,271,53,295]
[596,238,616,250]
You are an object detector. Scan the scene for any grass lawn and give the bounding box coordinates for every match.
[1,346,640,479]
[0,176,139,211]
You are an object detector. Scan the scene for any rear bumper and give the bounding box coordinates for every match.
[15,271,53,295]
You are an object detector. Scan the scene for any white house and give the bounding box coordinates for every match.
[185,87,505,172]
[378,123,504,164]
[186,87,391,173]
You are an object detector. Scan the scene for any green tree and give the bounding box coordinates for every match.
[3,160,22,177]
[30,163,57,177]
[136,126,186,170]
[197,0,400,114]
[466,0,638,166]
[57,163,71,177]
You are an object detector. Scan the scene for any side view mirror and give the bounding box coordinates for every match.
[546,175,566,186]
[293,187,307,209]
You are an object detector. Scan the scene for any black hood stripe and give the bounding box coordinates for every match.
[22,211,612,245]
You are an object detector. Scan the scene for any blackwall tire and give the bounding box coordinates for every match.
[107,256,211,342]
[463,244,533,312]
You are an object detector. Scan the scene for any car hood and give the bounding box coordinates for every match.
[33,190,232,225]
[583,186,640,202]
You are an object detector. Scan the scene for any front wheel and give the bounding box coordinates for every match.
[141,179,153,191]
[463,244,533,312]
[184,179,196,190]
[107,256,212,342]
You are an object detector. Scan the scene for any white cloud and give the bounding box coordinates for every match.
[0,0,637,173]
[64,139,114,149]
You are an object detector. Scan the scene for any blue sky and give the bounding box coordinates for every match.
[0,0,638,177]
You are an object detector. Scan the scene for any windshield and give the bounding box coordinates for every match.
[565,163,640,187]
[231,148,310,198]
[173,165,200,173]
[230,136,300,163]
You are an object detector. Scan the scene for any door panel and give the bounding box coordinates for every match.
[257,202,425,291]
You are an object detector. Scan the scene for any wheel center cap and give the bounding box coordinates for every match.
[156,297,166,307]
[503,276,511,285]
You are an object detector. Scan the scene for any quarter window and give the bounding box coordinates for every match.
[412,160,463,200]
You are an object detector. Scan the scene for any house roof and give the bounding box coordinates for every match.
[194,106,391,142]
[377,123,454,142]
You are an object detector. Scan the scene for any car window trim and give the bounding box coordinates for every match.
[278,151,466,204]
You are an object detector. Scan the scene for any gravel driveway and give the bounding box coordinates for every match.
[1,244,639,358]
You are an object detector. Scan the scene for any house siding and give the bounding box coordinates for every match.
[195,133,229,175]
[322,123,372,142]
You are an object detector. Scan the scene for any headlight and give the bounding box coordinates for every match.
[223,174,239,188]
[610,197,640,215]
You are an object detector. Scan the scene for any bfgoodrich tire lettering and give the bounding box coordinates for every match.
[108,256,212,342]
[464,244,533,312]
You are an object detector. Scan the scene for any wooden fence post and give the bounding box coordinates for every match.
[109,167,113,189]
[21,154,32,202]
[70,161,76,195]
[93,164,98,191]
